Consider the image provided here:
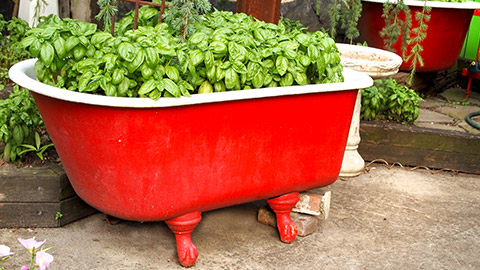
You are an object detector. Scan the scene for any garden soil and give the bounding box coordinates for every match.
[1,165,479,269]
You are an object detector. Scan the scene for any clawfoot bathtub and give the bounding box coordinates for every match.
[10,59,372,267]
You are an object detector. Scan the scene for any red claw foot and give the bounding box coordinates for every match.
[267,192,300,243]
[165,212,202,267]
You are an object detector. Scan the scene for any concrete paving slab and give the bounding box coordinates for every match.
[414,121,466,132]
[419,97,447,110]
[436,105,480,123]
[440,88,480,106]
[1,166,479,270]
[415,108,456,124]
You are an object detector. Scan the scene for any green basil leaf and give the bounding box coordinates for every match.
[112,69,124,85]
[252,72,264,88]
[104,83,117,96]
[53,36,66,59]
[145,47,159,68]
[280,73,294,87]
[225,68,238,90]
[198,81,213,94]
[40,42,55,66]
[232,61,247,74]
[118,77,130,96]
[164,66,179,82]
[189,32,208,45]
[78,22,97,36]
[214,81,226,92]
[204,50,214,69]
[209,41,227,55]
[20,36,37,48]
[189,49,204,67]
[138,79,157,95]
[275,55,288,76]
[118,42,136,62]
[228,42,246,62]
[163,78,180,97]
[207,66,216,82]
[65,36,80,52]
[294,72,308,85]
[91,32,112,48]
[72,45,87,61]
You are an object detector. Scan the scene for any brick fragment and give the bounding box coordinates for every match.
[320,191,331,219]
[293,193,322,216]
[292,191,331,219]
[291,212,318,237]
[257,206,276,228]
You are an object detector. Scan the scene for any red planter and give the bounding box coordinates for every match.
[359,0,480,72]
[9,59,372,267]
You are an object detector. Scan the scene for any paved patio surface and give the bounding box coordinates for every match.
[416,88,480,134]
[1,165,479,269]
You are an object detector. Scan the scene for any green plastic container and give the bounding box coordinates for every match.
[461,3,480,60]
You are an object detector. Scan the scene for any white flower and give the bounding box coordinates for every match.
[35,250,54,270]
[17,237,46,253]
[0,244,14,258]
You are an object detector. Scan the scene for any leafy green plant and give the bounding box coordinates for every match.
[21,11,344,100]
[0,15,31,90]
[279,17,307,33]
[361,78,423,124]
[0,85,52,162]
[379,0,431,85]
[315,0,362,43]
[380,0,411,56]
[96,0,119,34]
[405,3,431,84]
[162,0,212,41]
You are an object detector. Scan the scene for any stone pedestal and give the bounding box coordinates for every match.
[339,89,364,177]
[336,43,402,177]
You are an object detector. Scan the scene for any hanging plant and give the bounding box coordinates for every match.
[314,0,362,44]
[379,0,431,85]
[339,0,363,44]
[405,3,431,84]
[162,0,212,41]
[379,0,411,57]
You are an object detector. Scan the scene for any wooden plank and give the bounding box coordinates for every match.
[0,197,97,228]
[58,196,98,227]
[360,121,480,154]
[0,164,75,203]
[359,121,480,174]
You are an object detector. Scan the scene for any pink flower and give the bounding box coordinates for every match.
[35,250,53,270]
[20,266,30,270]
[0,244,14,258]
[17,237,46,253]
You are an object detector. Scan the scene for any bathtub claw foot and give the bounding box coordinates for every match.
[165,212,202,267]
[267,192,300,243]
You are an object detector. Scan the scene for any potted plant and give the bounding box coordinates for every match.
[9,3,372,267]
[358,0,480,73]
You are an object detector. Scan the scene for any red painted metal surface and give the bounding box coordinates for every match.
[236,0,281,24]
[359,2,474,72]
[30,89,356,222]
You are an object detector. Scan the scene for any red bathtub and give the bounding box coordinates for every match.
[10,59,372,267]
[359,0,480,72]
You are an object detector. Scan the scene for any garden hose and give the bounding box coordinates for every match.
[465,111,480,130]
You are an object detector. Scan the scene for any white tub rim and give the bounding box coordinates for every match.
[362,0,480,9]
[9,58,373,108]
